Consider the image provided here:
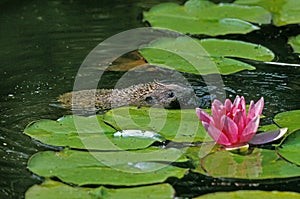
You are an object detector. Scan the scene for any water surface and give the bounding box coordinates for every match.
[0,0,300,198]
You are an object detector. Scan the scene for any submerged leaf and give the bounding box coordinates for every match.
[26,180,175,199]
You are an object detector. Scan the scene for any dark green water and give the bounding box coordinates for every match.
[0,0,300,198]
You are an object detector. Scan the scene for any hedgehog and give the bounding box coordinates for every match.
[57,81,198,111]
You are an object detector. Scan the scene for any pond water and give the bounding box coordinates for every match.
[0,0,300,198]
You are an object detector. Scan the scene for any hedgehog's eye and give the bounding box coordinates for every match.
[145,96,153,103]
[167,91,175,98]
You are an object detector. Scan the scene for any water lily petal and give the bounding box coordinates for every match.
[203,122,231,146]
[196,108,212,124]
[221,115,238,144]
[232,95,240,107]
[240,96,246,111]
[212,100,225,129]
[240,116,260,143]
[224,99,232,113]
[248,128,288,145]
[248,97,264,121]
[233,110,245,135]
[255,97,264,115]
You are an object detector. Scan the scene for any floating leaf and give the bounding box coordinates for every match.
[199,39,274,61]
[235,0,300,26]
[274,110,300,133]
[258,124,280,132]
[194,148,300,179]
[185,0,271,24]
[143,2,261,36]
[276,130,300,166]
[26,180,175,199]
[103,107,211,142]
[288,34,300,54]
[139,37,275,75]
[28,150,188,186]
[194,190,300,199]
[24,115,163,150]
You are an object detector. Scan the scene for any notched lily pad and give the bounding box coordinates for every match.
[194,148,300,179]
[276,130,300,166]
[26,180,175,199]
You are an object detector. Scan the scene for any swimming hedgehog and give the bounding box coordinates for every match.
[57,81,198,111]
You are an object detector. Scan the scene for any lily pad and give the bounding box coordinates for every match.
[143,2,261,36]
[103,107,211,142]
[139,37,274,75]
[28,150,188,186]
[26,180,175,199]
[185,0,271,24]
[24,115,164,150]
[194,190,300,199]
[235,0,300,26]
[276,130,300,166]
[288,34,300,54]
[194,148,300,179]
[199,39,274,61]
[28,148,188,171]
[274,110,300,133]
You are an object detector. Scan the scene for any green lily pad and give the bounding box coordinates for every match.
[24,115,164,150]
[26,180,175,199]
[139,37,274,75]
[28,148,187,172]
[185,0,271,24]
[258,124,280,132]
[143,2,261,36]
[28,150,188,186]
[194,190,300,199]
[194,148,300,179]
[274,110,300,133]
[276,130,300,166]
[199,39,274,61]
[288,34,300,54]
[235,0,300,26]
[103,107,212,142]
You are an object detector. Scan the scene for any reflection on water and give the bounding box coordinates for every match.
[1,0,300,198]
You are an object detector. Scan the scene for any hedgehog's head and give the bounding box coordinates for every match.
[141,82,198,109]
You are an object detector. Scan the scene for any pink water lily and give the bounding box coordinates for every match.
[196,96,264,148]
